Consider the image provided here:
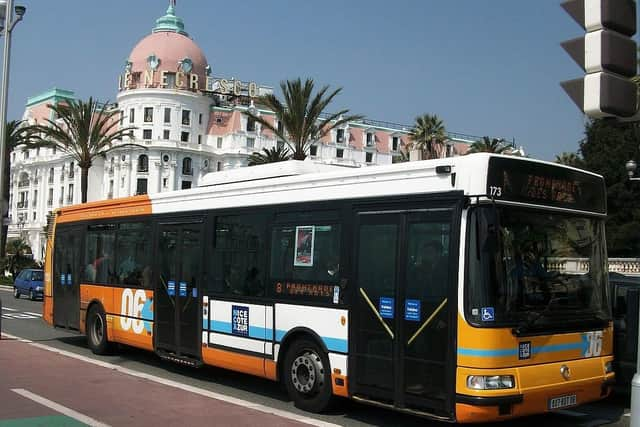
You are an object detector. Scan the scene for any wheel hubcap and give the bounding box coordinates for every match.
[92,315,103,344]
[291,351,324,394]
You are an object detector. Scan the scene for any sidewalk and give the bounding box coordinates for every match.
[0,335,325,427]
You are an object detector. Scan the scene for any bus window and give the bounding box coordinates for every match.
[270,224,341,299]
[212,215,266,297]
[116,222,152,288]
[85,224,116,284]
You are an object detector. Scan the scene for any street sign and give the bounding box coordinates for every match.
[561,0,638,118]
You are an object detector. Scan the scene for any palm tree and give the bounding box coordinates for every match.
[33,97,138,203]
[1,238,36,280]
[467,136,511,154]
[248,146,292,166]
[1,120,40,257]
[409,114,447,160]
[246,78,363,160]
[555,152,584,168]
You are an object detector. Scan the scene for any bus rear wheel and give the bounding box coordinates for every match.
[283,338,333,413]
[87,305,110,355]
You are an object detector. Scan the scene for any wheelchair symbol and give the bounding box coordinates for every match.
[481,307,495,321]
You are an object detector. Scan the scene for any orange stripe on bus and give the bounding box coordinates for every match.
[202,347,276,380]
[56,195,152,223]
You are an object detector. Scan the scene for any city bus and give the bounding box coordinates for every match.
[43,153,613,422]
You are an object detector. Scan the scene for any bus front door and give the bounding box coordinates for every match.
[351,206,459,418]
[155,221,204,361]
[53,225,83,330]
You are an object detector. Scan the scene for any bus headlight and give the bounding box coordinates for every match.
[605,361,613,374]
[467,375,515,390]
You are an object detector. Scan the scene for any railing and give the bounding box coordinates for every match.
[16,201,28,209]
[547,257,640,276]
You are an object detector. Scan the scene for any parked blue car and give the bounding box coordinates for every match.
[13,268,44,300]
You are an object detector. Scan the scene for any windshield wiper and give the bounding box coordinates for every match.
[511,296,565,336]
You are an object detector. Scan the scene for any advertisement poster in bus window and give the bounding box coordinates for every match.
[294,226,315,267]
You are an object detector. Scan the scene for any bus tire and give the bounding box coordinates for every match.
[283,338,333,413]
[87,305,110,355]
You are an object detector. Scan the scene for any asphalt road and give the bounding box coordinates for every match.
[0,286,632,426]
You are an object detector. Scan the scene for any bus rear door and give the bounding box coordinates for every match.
[53,225,83,330]
[155,219,204,362]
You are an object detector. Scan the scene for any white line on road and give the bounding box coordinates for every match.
[11,388,111,427]
[24,311,43,317]
[1,306,17,311]
[2,333,340,427]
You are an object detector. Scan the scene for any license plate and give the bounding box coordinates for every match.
[548,394,577,410]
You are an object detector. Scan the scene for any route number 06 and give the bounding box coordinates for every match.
[584,330,603,357]
[120,288,147,334]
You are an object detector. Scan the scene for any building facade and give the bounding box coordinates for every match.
[9,3,483,260]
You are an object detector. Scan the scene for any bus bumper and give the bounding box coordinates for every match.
[455,357,614,423]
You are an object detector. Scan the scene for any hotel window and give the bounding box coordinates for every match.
[366,152,373,163]
[182,157,193,175]
[120,110,124,126]
[48,168,54,183]
[336,128,345,143]
[182,110,191,125]
[336,148,344,158]
[59,187,64,205]
[136,178,148,195]
[392,136,399,151]
[309,145,318,156]
[247,116,256,132]
[69,162,74,178]
[47,188,53,206]
[67,184,74,203]
[23,150,29,159]
[163,129,170,140]
[163,178,168,188]
[246,137,255,148]
[181,131,189,142]
[52,146,57,155]
[217,137,223,148]
[277,140,285,151]
[164,107,171,123]
[366,132,374,147]
[143,129,152,140]
[32,211,36,221]
[33,190,37,207]
[217,161,222,171]
[199,113,203,125]
[277,120,283,134]
[181,180,192,190]
[108,180,114,199]
[144,107,153,122]
[198,135,202,145]
[137,154,149,172]
[129,108,135,124]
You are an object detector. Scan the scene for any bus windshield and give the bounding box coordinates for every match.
[466,206,610,333]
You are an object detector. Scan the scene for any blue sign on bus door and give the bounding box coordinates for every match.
[167,281,175,296]
[405,299,421,321]
[379,297,394,319]
[179,282,187,297]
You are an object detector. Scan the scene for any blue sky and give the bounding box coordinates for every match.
[3,1,634,160]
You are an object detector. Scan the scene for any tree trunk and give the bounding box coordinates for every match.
[81,167,89,203]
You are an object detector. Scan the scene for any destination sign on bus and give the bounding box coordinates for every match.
[486,157,606,214]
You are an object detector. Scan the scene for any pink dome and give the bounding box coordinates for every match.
[127,31,208,91]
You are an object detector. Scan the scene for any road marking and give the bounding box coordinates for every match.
[12,388,111,427]
[24,311,43,317]
[3,333,340,427]
[1,306,18,311]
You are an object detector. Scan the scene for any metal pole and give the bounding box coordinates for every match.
[0,0,14,258]
[631,302,640,427]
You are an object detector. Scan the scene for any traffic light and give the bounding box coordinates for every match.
[561,0,637,118]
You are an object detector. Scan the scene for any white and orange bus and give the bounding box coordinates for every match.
[44,154,614,422]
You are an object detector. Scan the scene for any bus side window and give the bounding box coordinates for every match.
[212,215,266,297]
[116,222,152,288]
[269,223,341,297]
[84,224,116,284]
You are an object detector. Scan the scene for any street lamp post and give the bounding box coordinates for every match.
[625,159,640,427]
[0,0,25,258]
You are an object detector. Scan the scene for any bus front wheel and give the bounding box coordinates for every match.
[87,305,110,355]
[283,338,333,413]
